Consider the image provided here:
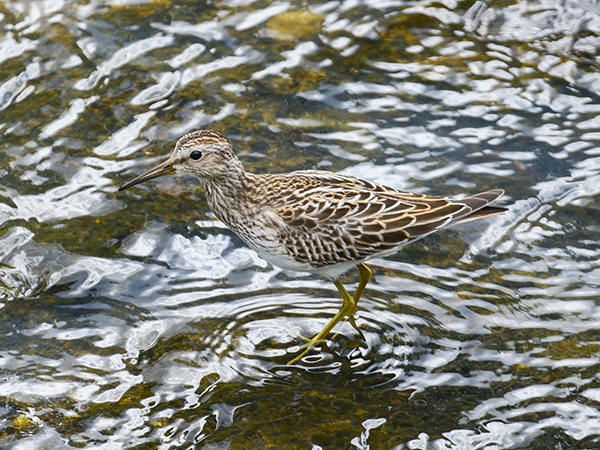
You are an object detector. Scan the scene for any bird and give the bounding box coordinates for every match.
[119,129,506,364]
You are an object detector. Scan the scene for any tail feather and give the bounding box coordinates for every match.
[457,205,507,223]
[453,189,506,224]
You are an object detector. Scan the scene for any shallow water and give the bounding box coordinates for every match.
[2,0,600,448]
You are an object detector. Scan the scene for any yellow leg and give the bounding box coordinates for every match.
[339,263,372,332]
[288,263,373,364]
[352,263,372,311]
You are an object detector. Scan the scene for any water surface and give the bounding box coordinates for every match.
[2,0,600,448]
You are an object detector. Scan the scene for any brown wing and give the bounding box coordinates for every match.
[267,171,505,267]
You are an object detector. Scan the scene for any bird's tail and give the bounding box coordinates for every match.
[453,189,507,223]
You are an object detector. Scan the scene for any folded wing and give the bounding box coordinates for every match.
[272,172,505,267]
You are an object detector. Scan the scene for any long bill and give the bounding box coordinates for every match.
[118,158,174,191]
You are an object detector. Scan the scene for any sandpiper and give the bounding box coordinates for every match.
[119,130,506,363]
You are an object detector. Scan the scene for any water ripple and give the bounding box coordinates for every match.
[2,0,600,448]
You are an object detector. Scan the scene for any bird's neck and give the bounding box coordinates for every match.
[201,168,256,225]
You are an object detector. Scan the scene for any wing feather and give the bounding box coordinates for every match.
[264,172,505,267]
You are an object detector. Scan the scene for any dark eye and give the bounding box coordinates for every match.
[190,150,202,160]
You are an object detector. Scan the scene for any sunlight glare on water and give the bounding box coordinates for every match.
[1,0,600,448]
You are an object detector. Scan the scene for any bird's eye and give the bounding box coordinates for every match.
[190,150,203,161]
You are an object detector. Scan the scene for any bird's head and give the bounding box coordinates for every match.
[118,130,241,191]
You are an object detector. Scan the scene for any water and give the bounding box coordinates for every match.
[2,0,600,448]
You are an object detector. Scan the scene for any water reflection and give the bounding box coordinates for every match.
[2,0,600,448]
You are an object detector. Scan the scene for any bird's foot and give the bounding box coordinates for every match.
[287,334,326,364]
[288,314,365,364]
[331,314,361,340]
